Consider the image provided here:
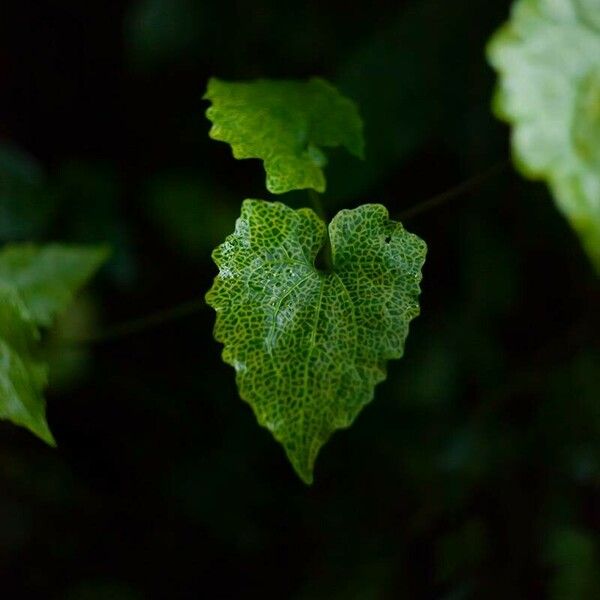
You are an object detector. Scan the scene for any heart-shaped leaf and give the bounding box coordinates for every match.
[206,200,426,483]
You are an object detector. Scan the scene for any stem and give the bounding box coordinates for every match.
[63,298,207,346]
[308,189,333,272]
[60,164,508,346]
[397,160,509,220]
[308,189,326,221]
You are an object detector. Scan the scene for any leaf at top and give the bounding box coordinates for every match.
[0,284,53,445]
[206,200,426,483]
[487,0,600,272]
[0,244,109,327]
[204,78,364,194]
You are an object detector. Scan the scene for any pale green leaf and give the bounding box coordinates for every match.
[0,244,109,326]
[487,0,600,271]
[204,78,364,194]
[0,284,53,445]
[206,200,426,483]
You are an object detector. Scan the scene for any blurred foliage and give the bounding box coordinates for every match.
[487,0,600,272]
[0,244,107,443]
[544,527,600,600]
[1,0,599,597]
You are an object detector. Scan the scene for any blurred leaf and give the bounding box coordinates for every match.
[0,244,109,327]
[206,200,426,483]
[204,78,364,194]
[143,169,237,259]
[0,244,107,444]
[487,0,600,271]
[545,527,600,599]
[0,284,52,445]
[0,142,56,240]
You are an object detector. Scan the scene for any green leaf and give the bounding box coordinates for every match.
[0,244,108,444]
[0,284,53,445]
[206,200,426,483]
[0,244,109,327]
[487,0,600,272]
[204,78,364,194]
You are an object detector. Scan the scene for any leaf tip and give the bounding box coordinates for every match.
[289,454,315,486]
[297,469,314,486]
[283,435,326,486]
[28,416,56,447]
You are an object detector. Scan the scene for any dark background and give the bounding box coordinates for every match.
[1,0,599,597]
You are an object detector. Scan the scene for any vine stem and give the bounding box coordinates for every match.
[397,160,509,220]
[62,163,509,346]
[308,189,333,271]
[308,188,326,221]
[63,298,206,346]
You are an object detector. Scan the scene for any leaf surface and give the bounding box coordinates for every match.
[204,78,364,194]
[206,200,426,483]
[0,244,109,326]
[0,285,52,444]
[487,0,600,271]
